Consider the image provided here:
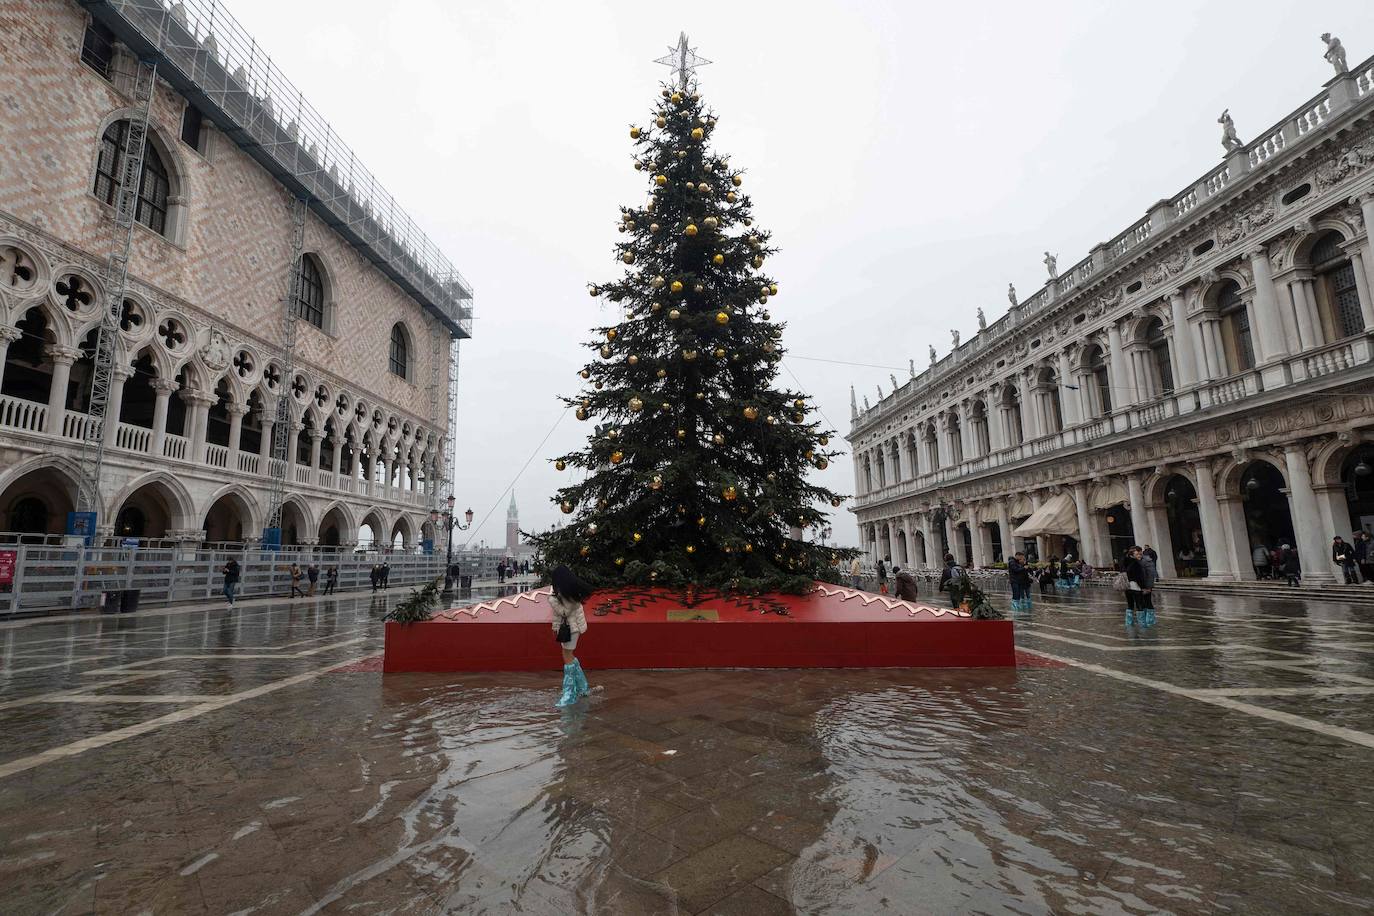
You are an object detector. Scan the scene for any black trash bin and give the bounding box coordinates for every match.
[119,588,141,613]
[102,590,122,613]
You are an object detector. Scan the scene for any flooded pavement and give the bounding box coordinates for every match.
[1,586,1372,914]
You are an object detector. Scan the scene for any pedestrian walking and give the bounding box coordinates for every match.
[849,555,863,590]
[369,564,380,592]
[306,563,320,596]
[1122,546,1151,626]
[1332,536,1358,584]
[938,553,965,610]
[323,566,337,595]
[1008,552,1033,612]
[1251,544,1271,580]
[893,565,919,601]
[497,561,507,584]
[550,565,598,707]
[876,557,889,595]
[1139,546,1158,626]
[289,563,304,598]
[1279,544,1301,586]
[380,562,391,589]
[220,558,241,608]
[1039,557,1058,594]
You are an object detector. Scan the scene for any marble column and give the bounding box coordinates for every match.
[1346,248,1374,333]
[996,500,1013,562]
[1357,191,1374,299]
[43,346,79,435]
[150,378,177,458]
[1248,245,1290,366]
[1056,350,1081,426]
[1216,493,1254,580]
[259,416,276,465]
[308,430,323,473]
[187,391,214,463]
[1166,291,1197,388]
[1283,443,1338,585]
[0,326,20,392]
[330,431,343,477]
[1018,370,1040,439]
[286,423,302,471]
[920,514,937,567]
[103,365,132,447]
[1029,491,1050,561]
[1144,499,1178,579]
[944,515,958,562]
[969,507,988,568]
[1107,323,1133,407]
[1289,275,1322,350]
[1071,482,1095,565]
[1192,461,1233,579]
[1126,474,1150,553]
[226,402,245,456]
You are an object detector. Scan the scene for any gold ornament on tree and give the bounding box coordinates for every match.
[630,127,641,139]
[743,406,759,421]
[651,475,663,489]
[684,224,698,237]
[670,280,683,293]
[555,459,567,471]
[715,311,729,325]
[629,397,644,412]
[576,407,589,421]
[609,450,624,464]
[691,127,703,140]
[560,500,574,514]
[722,485,738,501]
[654,174,667,185]
[627,354,639,366]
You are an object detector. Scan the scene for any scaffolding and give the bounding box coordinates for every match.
[263,196,307,540]
[74,58,159,518]
[80,0,474,336]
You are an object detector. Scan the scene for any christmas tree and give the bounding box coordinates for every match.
[531,37,850,594]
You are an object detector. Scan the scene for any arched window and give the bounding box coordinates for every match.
[969,401,989,457]
[1038,366,1063,433]
[947,411,964,465]
[1310,231,1365,339]
[94,121,170,235]
[1087,345,1112,416]
[292,255,325,328]
[1001,384,1024,442]
[1145,318,1174,395]
[389,323,409,378]
[924,423,940,470]
[1217,281,1254,373]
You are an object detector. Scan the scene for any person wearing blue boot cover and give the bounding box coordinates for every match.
[550,565,597,707]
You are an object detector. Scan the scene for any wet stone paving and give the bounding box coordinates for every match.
[1,585,1373,915]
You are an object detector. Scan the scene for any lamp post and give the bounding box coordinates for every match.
[430,495,473,594]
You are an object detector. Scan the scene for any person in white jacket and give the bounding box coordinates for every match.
[550,565,596,707]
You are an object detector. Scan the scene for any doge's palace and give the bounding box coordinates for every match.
[0,0,473,552]
[848,40,1374,586]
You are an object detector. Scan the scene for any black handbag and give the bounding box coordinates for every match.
[555,616,572,644]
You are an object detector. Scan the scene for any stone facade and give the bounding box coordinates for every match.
[0,1,468,549]
[848,52,1374,586]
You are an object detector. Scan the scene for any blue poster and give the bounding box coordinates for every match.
[261,527,282,550]
[66,511,97,546]
[421,538,435,555]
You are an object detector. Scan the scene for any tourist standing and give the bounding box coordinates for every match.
[323,566,337,595]
[1332,536,1358,584]
[1138,546,1158,626]
[369,564,380,592]
[1251,544,1271,580]
[220,558,241,608]
[380,562,391,589]
[306,563,320,596]
[876,557,889,595]
[893,565,919,601]
[1123,546,1148,626]
[1039,557,1058,594]
[1355,531,1373,584]
[1279,544,1301,586]
[497,561,507,584]
[1008,552,1032,612]
[849,555,863,590]
[550,565,596,707]
[289,563,304,598]
[938,553,965,610]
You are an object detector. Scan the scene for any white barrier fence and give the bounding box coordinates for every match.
[0,544,444,617]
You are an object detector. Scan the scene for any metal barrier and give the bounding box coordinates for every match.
[0,544,442,616]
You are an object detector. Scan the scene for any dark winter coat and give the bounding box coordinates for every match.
[1008,557,1032,586]
[1124,557,1147,590]
[894,571,919,601]
[1280,548,1301,574]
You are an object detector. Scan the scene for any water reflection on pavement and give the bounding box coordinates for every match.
[1,585,1372,914]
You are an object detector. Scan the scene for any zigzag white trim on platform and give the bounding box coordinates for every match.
[437,587,553,621]
[814,584,972,618]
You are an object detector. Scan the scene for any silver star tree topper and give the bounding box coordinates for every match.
[655,32,712,88]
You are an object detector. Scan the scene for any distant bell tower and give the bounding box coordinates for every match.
[506,493,519,555]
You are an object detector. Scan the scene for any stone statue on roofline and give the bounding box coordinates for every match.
[1043,252,1058,279]
[1007,283,1018,307]
[890,373,899,392]
[976,307,987,331]
[909,358,916,378]
[1218,109,1243,152]
[950,329,960,348]
[928,345,937,367]
[1322,33,1348,74]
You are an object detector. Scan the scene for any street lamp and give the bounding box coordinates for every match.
[430,495,473,592]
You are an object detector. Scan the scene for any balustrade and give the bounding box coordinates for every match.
[116,422,152,453]
[205,443,229,468]
[0,395,47,433]
[1300,340,1357,380]
[237,451,259,474]
[163,433,188,460]
[61,410,96,441]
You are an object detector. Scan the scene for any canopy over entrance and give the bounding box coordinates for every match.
[1013,493,1078,538]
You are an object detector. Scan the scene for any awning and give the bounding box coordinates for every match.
[1013,493,1079,538]
[1010,494,1033,518]
[1091,480,1129,511]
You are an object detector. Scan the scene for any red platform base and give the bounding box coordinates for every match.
[383,584,1015,672]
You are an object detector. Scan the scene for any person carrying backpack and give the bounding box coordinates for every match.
[893,565,919,601]
[938,553,965,610]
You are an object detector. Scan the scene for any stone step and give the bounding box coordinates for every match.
[1153,579,1374,605]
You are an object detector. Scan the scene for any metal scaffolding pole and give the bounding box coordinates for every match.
[75,57,159,525]
[263,196,307,544]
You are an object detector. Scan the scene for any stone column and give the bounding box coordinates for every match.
[1247,245,1290,364]
[103,365,133,447]
[958,401,977,461]
[150,378,177,457]
[1107,323,1133,408]
[379,456,391,494]
[185,390,213,463]
[1290,275,1322,350]
[944,515,958,562]
[1018,369,1040,439]
[1194,317,1217,381]
[996,500,1014,561]
[43,346,79,435]
[308,429,323,471]
[259,416,276,465]
[0,326,20,392]
[1071,482,1095,565]
[1029,491,1049,560]
[969,506,987,568]
[1144,498,1178,579]
[1345,248,1374,333]
[330,432,343,476]
[1282,443,1338,585]
[1192,460,1233,579]
[1166,291,1197,388]
[286,423,302,470]
[1216,493,1254,580]
[1056,350,1081,427]
[1126,474,1149,553]
[1357,191,1374,298]
[226,402,245,456]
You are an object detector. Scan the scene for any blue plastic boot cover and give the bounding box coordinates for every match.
[571,658,590,697]
[556,664,579,707]
[1125,609,1134,626]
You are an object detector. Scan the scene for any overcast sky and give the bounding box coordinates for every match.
[224,0,1369,548]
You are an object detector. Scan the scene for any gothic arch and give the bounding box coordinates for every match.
[91,108,190,244]
[109,470,197,535]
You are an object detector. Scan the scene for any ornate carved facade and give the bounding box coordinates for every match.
[848,53,1374,585]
